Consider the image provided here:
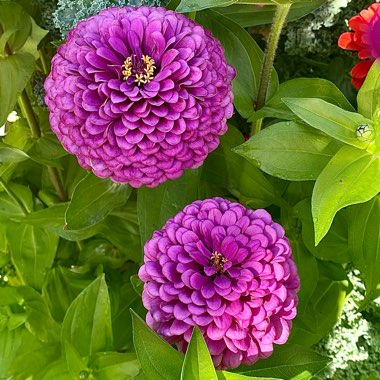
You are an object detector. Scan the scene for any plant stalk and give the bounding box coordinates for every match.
[48,166,68,202]
[18,90,41,139]
[252,3,291,136]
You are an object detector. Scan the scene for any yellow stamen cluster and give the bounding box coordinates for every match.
[122,54,156,86]
[210,252,228,274]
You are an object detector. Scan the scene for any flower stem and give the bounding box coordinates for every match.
[18,90,41,139]
[48,166,68,202]
[0,176,28,215]
[252,3,291,135]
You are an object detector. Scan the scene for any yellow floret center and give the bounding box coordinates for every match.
[122,54,156,86]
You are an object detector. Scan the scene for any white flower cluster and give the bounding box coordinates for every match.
[53,0,167,36]
[283,0,370,56]
[315,270,380,380]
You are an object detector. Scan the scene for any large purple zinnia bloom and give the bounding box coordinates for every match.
[44,6,235,187]
[139,197,300,369]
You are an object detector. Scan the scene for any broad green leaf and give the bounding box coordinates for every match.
[349,196,380,306]
[17,287,60,343]
[43,266,94,322]
[137,168,200,245]
[63,340,88,379]
[197,9,278,119]
[290,261,351,346]
[177,0,273,13]
[312,145,380,244]
[0,326,23,377]
[235,345,330,379]
[250,78,354,122]
[294,199,349,263]
[19,17,48,59]
[7,223,59,290]
[0,189,27,222]
[218,372,281,380]
[0,52,35,126]
[234,122,339,181]
[28,132,68,167]
[8,328,60,379]
[283,97,374,151]
[181,327,217,380]
[65,172,132,230]
[215,1,326,28]
[357,59,380,119]
[111,277,146,351]
[0,1,32,52]
[34,360,71,380]
[90,352,140,379]
[62,275,113,357]
[131,310,183,380]
[203,125,286,208]
[12,202,104,241]
[0,286,60,343]
[0,142,29,163]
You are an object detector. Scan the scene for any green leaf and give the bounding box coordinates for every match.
[181,326,217,380]
[349,196,380,306]
[215,1,326,28]
[0,142,29,163]
[283,97,373,151]
[137,168,200,245]
[290,261,351,346]
[131,309,183,380]
[0,1,32,52]
[19,17,48,59]
[65,172,132,230]
[90,352,140,380]
[250,78,354,122]
[17,286,60,343]
[312,145,380,244]
[34,359,71,380]
[203,125,286,208]
[177,0,268,13]
[28,132,68,167]
[235,345,330,379]
[197,9,278,119]
[43,266,94,322]
[294,199,349,263]
[0,326,23,377]
[63,340,88,379]
[62,275,113,357]
[217,372,280,380]
[0,52,35,126]
[6,223,59,290]
[357,59,380,119]
[234,122,339,181]
[111,281,145,350]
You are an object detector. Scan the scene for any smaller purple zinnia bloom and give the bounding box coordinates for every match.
[139,197,300,369]
[44,6,235,188]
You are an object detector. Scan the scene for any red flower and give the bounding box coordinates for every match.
[338,2,380,89]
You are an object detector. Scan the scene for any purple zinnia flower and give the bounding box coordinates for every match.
[44,6,235,187]
[139,197,299,369]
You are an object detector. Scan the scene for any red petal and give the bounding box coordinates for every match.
[351,77,365,90]
[351,60,374,79]
[349,15,369,32]
[338,32,360,50]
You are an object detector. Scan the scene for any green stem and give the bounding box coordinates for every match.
[18,90,41,139]
[252,3,291,135]
[0,176,28,215]
[48,166,68,202]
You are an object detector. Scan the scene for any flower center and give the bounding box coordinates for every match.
[122,54,156,86]
[210,252,228,274]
